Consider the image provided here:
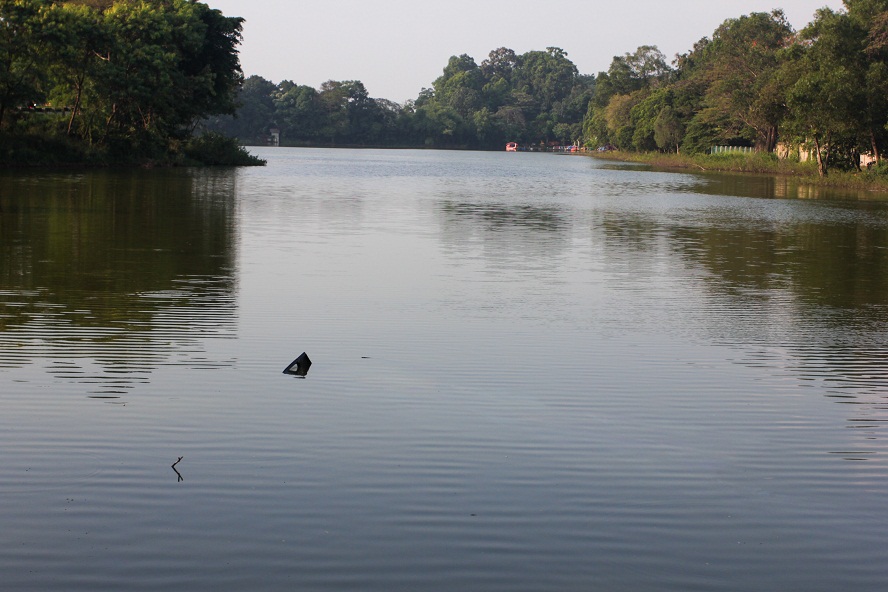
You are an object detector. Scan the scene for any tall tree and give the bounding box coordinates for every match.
[513,47,578,114]
[784,9,864,175]
[272,81,320,142]
[583,46,670,148]
[847,0,888,163]
[700,11,794,152]
[433,54,483,118]
[48,2,105,136]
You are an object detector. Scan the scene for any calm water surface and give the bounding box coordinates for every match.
[2,148,888,591]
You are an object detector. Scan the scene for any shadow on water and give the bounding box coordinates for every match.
[0,168,240,397]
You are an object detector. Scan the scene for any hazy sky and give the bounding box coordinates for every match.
[208,1,845,104]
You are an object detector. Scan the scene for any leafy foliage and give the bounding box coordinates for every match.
[207,47,593,150]
[47,0,877,172]
[581,4,888,176]
[183,131,265,166]
[0,0,252,166]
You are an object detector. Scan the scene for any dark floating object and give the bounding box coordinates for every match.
[171,456,184,482]
[283,352,312,377]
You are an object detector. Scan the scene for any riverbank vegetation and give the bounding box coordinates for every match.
[582,1,888,179]
[0,0,263,166]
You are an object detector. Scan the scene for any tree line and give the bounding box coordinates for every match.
[0,0,259,165]
[3,0,885,174]
[208,0,887,176]
[206,46,594,151]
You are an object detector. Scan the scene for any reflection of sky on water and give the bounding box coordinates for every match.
[0,278,237,397]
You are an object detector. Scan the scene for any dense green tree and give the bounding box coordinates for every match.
[513,47,578,114]
[1,0,248,164]
[784,8,869,175]
[203,74,276,142]
[584,46,671,148]
[654,106,684,153]
[85,0,243,151]
[233,75,277,140]
[0,0,50,128]
[178,1,244,124]
[46,2,105,135]
[365,98,403,145]
[205,76,407,147]
[493,104,527,144]
[701,11,794,152]
[480,47,518,81]
[315,79,350,144]
[274,81,321,141]
[630,88,674,151]
[7,2,887,163]
[594,45,670,108]
[400,46,591,148]
[603,92,640,149]
[850,0,888,163]
[62,0,114,10]
[340,81,378,144]
[206,45,590,150]
[433,55,483,114]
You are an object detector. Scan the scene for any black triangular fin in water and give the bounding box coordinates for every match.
[283,352,312,376]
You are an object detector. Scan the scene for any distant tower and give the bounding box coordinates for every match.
[268,127,280,147]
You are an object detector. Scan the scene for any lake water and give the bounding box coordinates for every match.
[2,148,888,591]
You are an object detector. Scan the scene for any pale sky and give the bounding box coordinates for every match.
[207,0,845,104]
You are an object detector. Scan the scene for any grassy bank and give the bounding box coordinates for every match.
[588,150,888,193]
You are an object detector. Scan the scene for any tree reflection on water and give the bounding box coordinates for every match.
[0,168,240,396]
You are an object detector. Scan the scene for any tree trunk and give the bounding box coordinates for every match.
[767,125,778,153]
[67,74,85,136]
[100,103,117,145]
[872,130,882,166]
[813,135,828,177]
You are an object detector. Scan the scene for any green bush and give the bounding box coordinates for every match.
[868,161,888,177]
[182,132,266,166]
[0,133,102,166]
